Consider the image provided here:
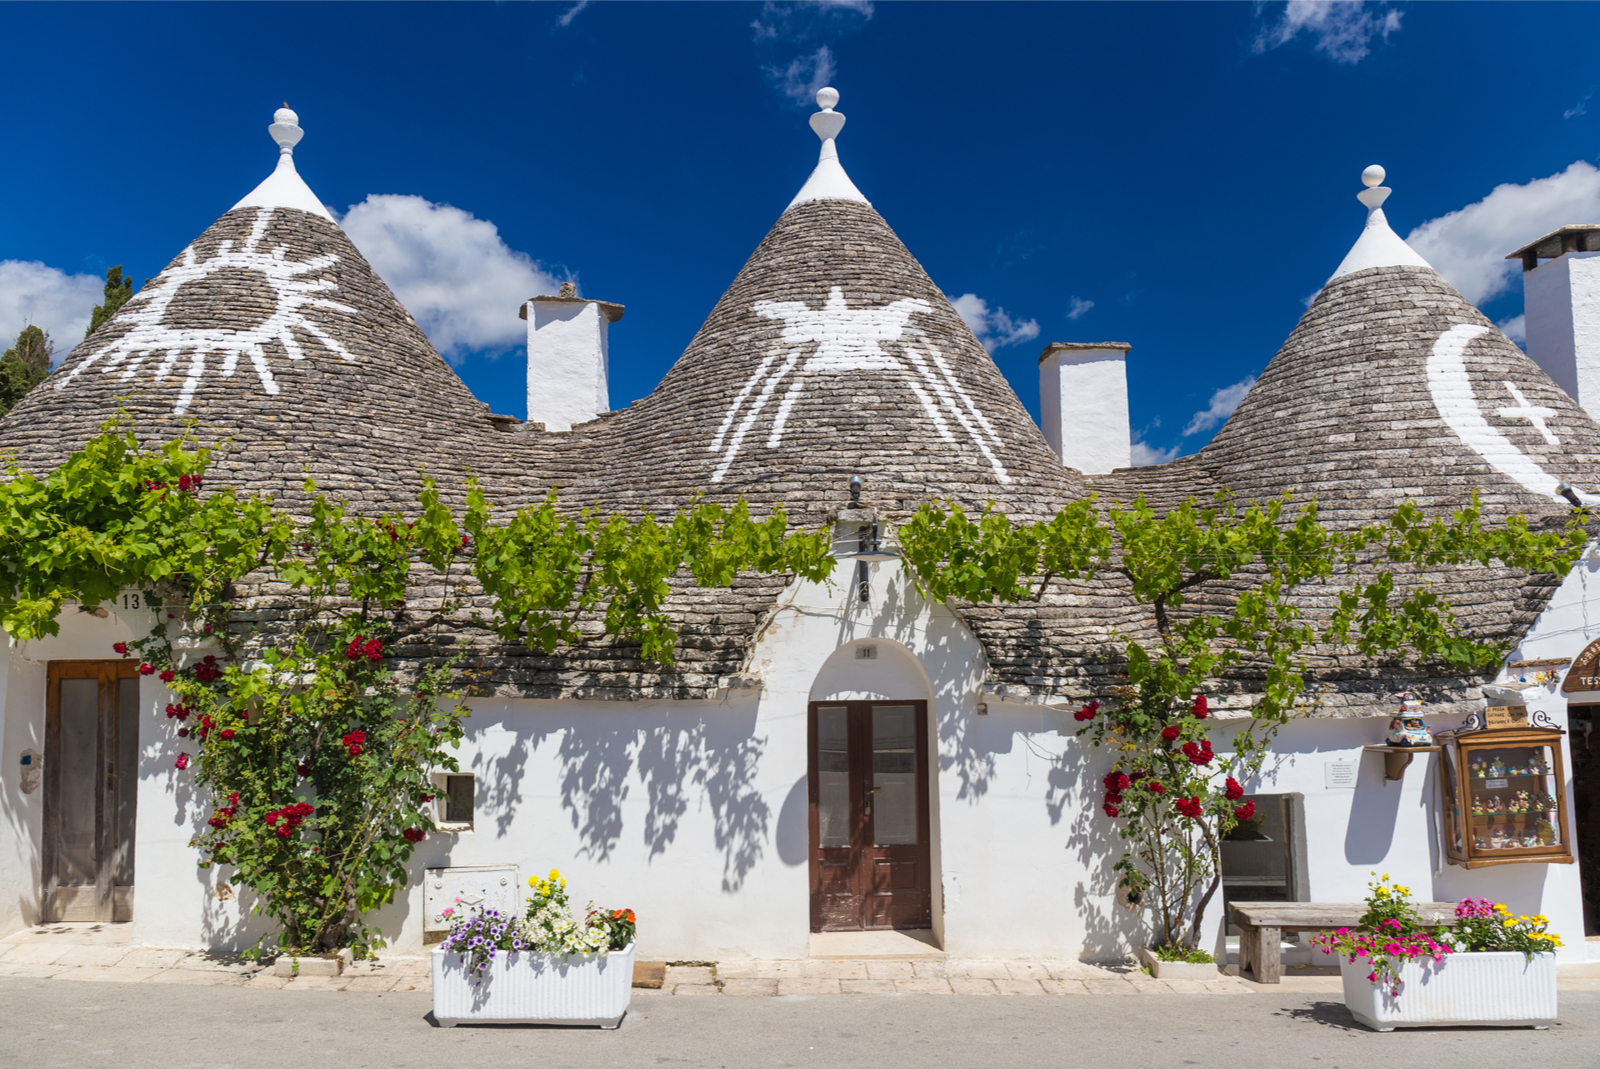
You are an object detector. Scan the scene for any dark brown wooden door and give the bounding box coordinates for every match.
[808,701,932,931]
[44,661,140,923]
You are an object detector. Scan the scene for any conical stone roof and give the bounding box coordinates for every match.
[0,113,506,501]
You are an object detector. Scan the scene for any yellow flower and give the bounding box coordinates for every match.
[549,868,561,881]
[1534,915,1548,924]
[1520,915,1530,923]
[529,876,538,888]
[1382,873,1390,880]
[1504,918,1517,927]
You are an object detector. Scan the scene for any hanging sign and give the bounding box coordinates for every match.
[1562,637,1600,692]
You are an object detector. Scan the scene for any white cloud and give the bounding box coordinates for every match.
[948,293,1041,353]
[556,0,589,27]
[1497,313,1526,347]
[1565,89,1593,120]
[1405,161,1600,306]
[0,261,104,363]
[766,45,836,105]
[1065,296,1094,321]
[1130,438,1180,467]
[1182,375,1257,437]
[752,1,873,42]
[339,194,562,362]
[1252,1,1401,64]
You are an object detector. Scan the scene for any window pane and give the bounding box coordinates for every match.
[56,679,99,887]
[816,706,849,848]
[1221,795,1295,933]
[115,678,139,887]
[1468,745,1561,850]
[445,774,474,825]
[872,705,918,846]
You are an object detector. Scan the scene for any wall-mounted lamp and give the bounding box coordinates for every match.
[1558,482,1585,509]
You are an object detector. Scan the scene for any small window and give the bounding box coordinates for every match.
[441,774,474,827]
[1221,794,1302,934]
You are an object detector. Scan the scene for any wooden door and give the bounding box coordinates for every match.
[808,701,932,932]
[44,661,140,922]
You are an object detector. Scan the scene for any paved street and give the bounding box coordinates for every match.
[2,977,1597,1069]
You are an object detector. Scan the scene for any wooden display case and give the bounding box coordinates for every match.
[1437,725,1573,869]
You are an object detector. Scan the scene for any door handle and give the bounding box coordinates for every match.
[863,780,881,815]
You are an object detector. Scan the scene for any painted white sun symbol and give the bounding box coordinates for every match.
[58,208,358,415]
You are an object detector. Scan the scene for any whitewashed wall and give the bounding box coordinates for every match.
[0,549,1593,964]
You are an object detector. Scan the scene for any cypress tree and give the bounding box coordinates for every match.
[0,326,53,417]
[85,265,135,339]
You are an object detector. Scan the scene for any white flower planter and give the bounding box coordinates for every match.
[432,942,635,1028]
[1138,947,1219,981]
[1338,951,1556,1032]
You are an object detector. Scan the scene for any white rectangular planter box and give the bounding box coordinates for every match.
[1338,951,1556,1031]
[432,943,635,1028]
[1138,947,1219,981]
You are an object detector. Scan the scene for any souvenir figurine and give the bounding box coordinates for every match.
[1538,820,1556,845]
[1489,758,1506,778]
[1472,798,1485,815]
[1385,715,1433,748]
[1491,794,1505,814]
[1472,757,1487,778]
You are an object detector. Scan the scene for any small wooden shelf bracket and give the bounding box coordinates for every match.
[1362,745,1442,782]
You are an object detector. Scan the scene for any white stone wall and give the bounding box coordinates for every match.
[1038,347,1131,474]
[1526,250,1600,422]
[526,301,610,431]
[0,553,1592,963]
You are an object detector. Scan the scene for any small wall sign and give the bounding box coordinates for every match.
[1324,760,1357,789]
[1484,705,1528,729]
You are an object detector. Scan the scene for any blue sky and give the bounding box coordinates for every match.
[6,1,1600,463]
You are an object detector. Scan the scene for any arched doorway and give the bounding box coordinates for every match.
[807,641,934,932]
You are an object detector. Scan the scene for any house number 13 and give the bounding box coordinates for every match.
[121,592,141,610]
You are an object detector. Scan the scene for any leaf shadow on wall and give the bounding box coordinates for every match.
[471,704,773,893]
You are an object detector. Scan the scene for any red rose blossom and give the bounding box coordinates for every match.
[1224,777,1244,801]
[402,827,425,843]
[175,753,190,770]
[1175,796,1203,818]
[1161,725,1181,741]
[1234,800,1256,821]
[159,669,175,683]
[1104,792,1123,806]
[1073,700,1100,722]
[138,663,155,676]
[1182,740,1215,766]
[1149,781,1166,794]
[113,642,129,655]
[1192,695,1209,719]
[219,729,235,741]
[1103,771,1130,793]
[1102,803,1120,818]
[296,762,310,777]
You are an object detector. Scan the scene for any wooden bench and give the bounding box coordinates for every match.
[1227,901,1456,983]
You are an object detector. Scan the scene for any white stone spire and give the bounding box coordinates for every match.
[231,104,337,222]
[1329,164,1432,280]
[785,86,870,211]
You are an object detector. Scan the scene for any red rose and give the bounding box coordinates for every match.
[1192,695,1209,719]
[403,827,425,843]
[1182,740,1214,766]
[177,727,188,737]
[348,745,363,757]
[1104,792,1124,806]
[139,663,155,676]
[296,762,310,777]
[1175,796,1203,818]
[229,792,240,804]
[275,824,292,838]
[1234,800,1256,821]
[1149,781,1166,795]
[1073,700,1100,722]
[113,642,129,655]
[1161,725,1181,741]
[219,729,235,741]
[175,753,190,770]
[159,669,175,683]
[1103,771,1130,793]
[1102,803,1120,818]
[363,638,384,663]
[1224,777,1244,801]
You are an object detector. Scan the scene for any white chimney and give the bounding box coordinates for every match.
[1038,342,1132,473]
[1510,225,1600,419]
[519,282,625,431]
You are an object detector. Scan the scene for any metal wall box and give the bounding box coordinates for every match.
[424,864,521,932]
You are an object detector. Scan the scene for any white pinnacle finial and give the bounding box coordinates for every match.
[784,86,868,211]
[269,104,304,157]
[1357,164,1390,211]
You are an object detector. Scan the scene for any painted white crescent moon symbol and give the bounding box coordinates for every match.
[1426,323,1597,504]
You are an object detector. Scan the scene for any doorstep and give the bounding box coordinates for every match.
[808,929,944,959]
